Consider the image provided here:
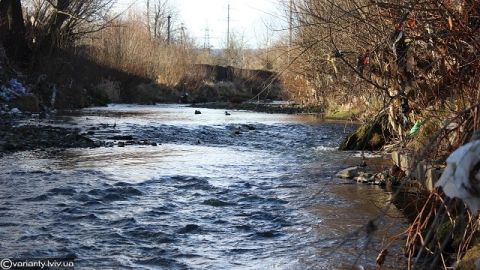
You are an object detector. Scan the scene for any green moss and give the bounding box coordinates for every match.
[437,221,453,240]
[457,243,480,270]
[324,107,356,120]
[338,116,390,151]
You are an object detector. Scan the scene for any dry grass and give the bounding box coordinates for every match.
[82,13,201,88]
[404,191,480,269]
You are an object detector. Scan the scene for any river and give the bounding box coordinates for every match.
[0,104,406,269]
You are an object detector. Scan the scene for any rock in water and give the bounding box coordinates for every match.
[436,140,480,213]
[195,110,202,115]
[108,135,134,140]
[354,172,374,183]
[243,124,256,130]
[336,167,364,179]
[339,116,389,151]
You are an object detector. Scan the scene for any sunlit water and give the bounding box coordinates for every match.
[0,104,406,269]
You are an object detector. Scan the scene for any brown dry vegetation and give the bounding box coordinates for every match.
[284,0,480,150]
[0,0,283,109]
[84,12,199,88]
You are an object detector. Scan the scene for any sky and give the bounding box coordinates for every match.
[114,0,286,49]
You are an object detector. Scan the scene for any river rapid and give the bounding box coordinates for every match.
[0,104,406,269]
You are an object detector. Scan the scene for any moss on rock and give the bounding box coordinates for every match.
[339,116,389,151]
[457,243,480,270]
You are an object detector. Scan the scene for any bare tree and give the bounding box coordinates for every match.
[224,32,247,67]
[145,0,176,41]
[24,0,117,48]
[0,0,30,60]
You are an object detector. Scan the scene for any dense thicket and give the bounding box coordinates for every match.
[289,0,480,155]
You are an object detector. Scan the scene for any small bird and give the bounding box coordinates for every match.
[225,111,231,116]
[195,110,201,115]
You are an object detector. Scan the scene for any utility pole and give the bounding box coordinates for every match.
[167,15,171,44]
[180,23,186,49]
[203,25,210,50]
[227,3,230,49]
[146,0,151,37]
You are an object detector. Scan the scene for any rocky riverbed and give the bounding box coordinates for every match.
[0,113,161,157]
[0,118,97,156]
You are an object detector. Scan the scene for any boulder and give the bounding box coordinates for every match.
[424,167,443,191]
[354,172,374,183]
[243,124,256,130]
[336,166,364,179]
[456,243,480,270]
[11,94,40,112]
[373,172,388,186]
[108,135,134,140]
[391,151,414,172]
[339,116,389,151]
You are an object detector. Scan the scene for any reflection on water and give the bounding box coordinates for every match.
[0,104,406,269]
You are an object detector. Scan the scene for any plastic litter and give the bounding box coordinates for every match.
[408,120,423,136]
[0,78,28,101]
[50,85,57,107]
[8,79,26,95]
[435,140,480,213]
[9,107,21,115]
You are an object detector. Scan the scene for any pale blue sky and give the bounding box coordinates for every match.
[114,0,284,48]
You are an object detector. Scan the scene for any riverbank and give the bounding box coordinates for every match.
[335,134,480,268]
[191,102,324,115]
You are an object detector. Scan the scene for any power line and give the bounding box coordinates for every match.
[167,15,171,44]
[203,25,210,49]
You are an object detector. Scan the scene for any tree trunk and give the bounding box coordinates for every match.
[0,0,29,61]
[45,0,70,48]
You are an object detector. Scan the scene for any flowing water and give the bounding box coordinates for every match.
[0,104,406,269]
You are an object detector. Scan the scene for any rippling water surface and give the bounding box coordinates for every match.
[0,104,406,269]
